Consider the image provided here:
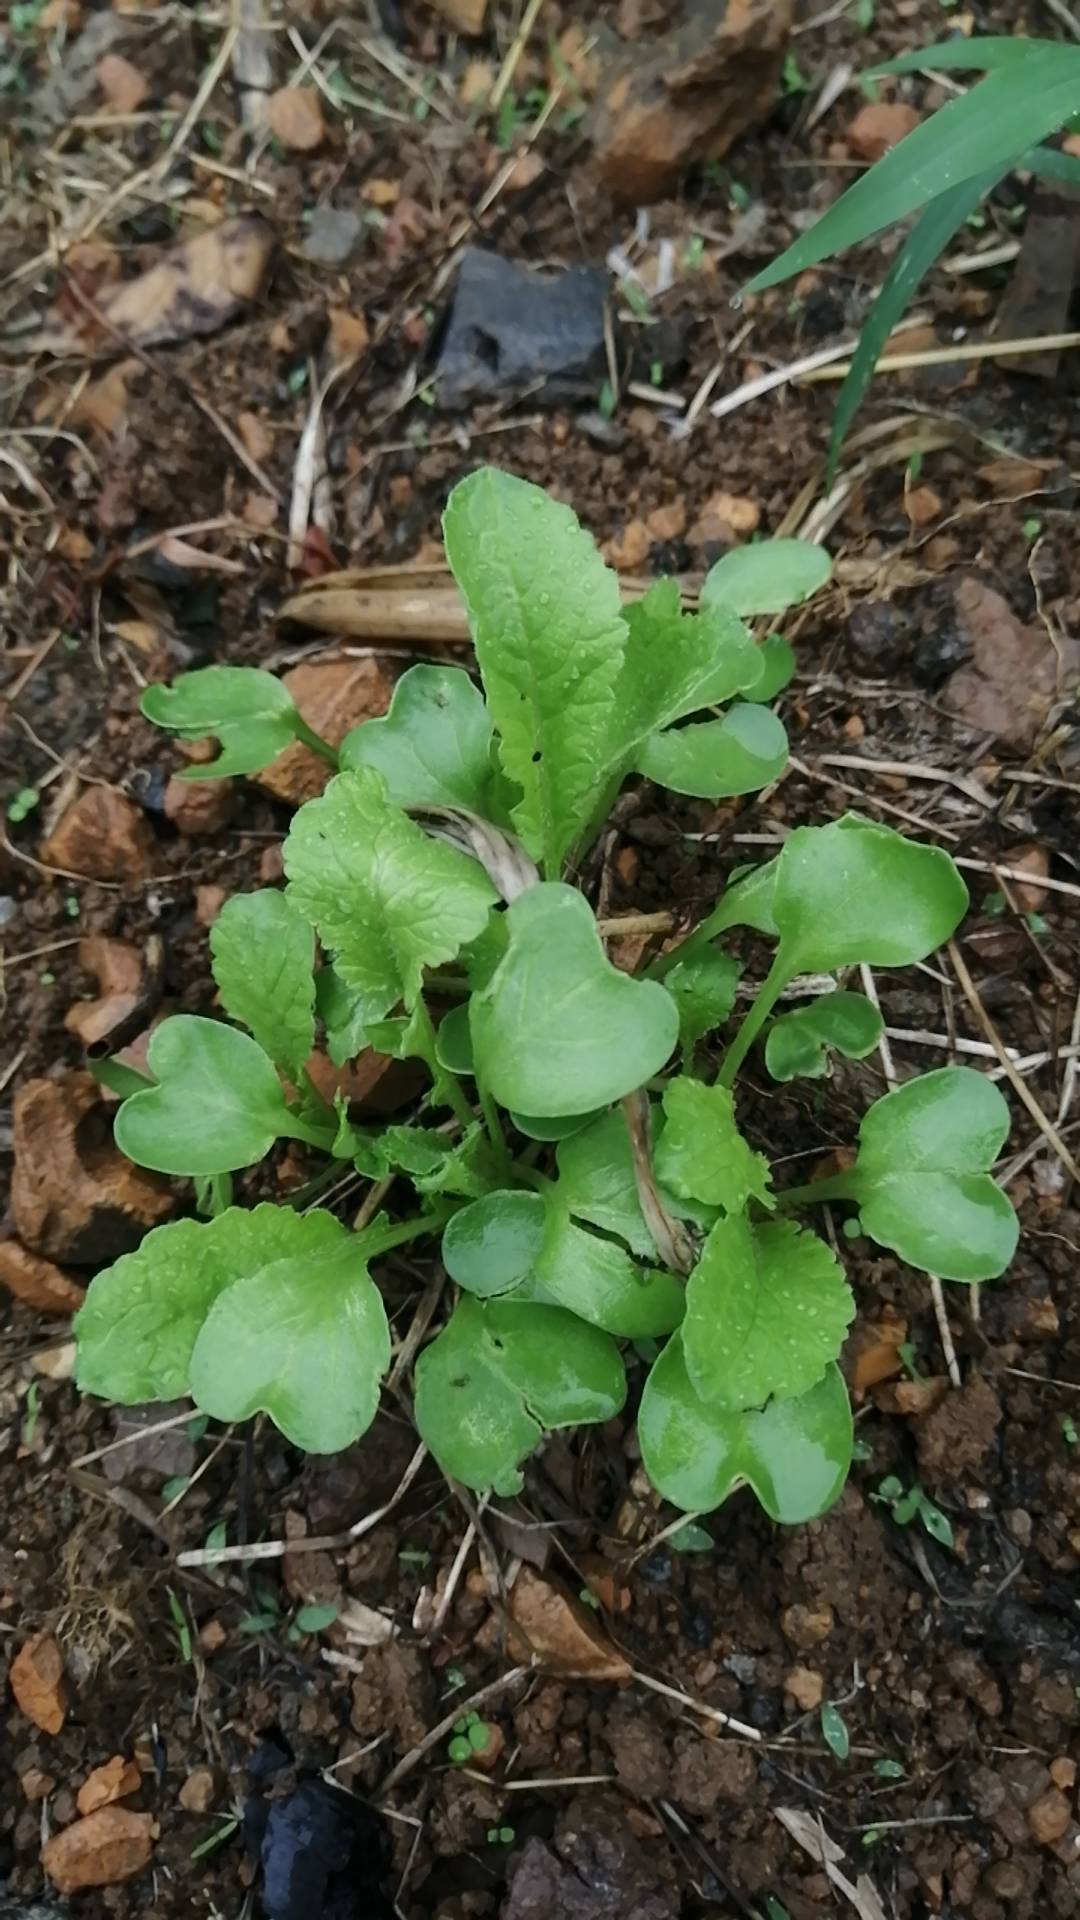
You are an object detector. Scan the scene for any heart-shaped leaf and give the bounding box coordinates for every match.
[765,990,884,1083]
[189,1217,390,1453]
[655,1078,773,1213]
[701,539,831,617]
[443,468,627,874]
[741,633,797,703]
[638,1343,852,1521]
[114,1016,297,1175]
[414,1295,625,1493]
[210,889,316,1077]
[665,950,741,1055]
[682,1215,853,1408]
[840,1066,1018,1281]
[142,666,301,778]
[340,664,499,816]
[536,1203,685,1336]
[435,1004,475,1075]
[76,1204,348,1404]
[637,703,789,799]
[284,768,496,1021]
[773,817,968,973]
[470,883,678,1116]
[442,1190,547,1297]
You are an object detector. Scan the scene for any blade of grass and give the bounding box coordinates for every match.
[871,35,1062,76]
[743,53,1080,294]
[1026,144,1080,187]
[826,162,1010,479]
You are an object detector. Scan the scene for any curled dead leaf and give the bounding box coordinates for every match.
[0,1240,86,1317]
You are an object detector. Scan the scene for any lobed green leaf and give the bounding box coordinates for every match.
[209,890,316,1077]
[765,990,883,1083]
[655,1077,773,1213]
[142,666,298,779]
[114,1016,296,1175]
[340,663,499,816]
[682,1215,853,1409]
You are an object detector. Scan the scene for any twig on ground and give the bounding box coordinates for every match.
[175,1439,429,1567]
[631,1668,762,1741]
[948,938,1080,1184]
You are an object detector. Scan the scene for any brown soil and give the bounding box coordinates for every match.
[3,2,1080,1917]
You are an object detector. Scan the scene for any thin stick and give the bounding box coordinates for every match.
[175,1439,429,1567]
[631,1669,762,1741]
[377,1667,529,1799]
[948,938,1080,1183]
[426,1513,480,1643]
[490,0,546,110]
[804,331,1080,381]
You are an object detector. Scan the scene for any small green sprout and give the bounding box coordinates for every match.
[168,1588,193,1663]
[874,1757,905,1779]
[21,1381,41,1449]
[872,1476,955,1548]
[487,1825,515,1845]
[597,378,617,419]
[684,233,706,271]
[7,786,39,823]
[448,1711,493,1765]
[1022,516,1042,542]
[820,1701,850,1760]
[1062,1415,1078,1446]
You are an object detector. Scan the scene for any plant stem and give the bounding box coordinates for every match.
[478,1080,513,1182]
[776,1173,854,1209]
[285,1113,339,1152]
[291,715,340,769]
[717,950,789,1088]
[413,997,476,1129]
[358,1204,454,1261]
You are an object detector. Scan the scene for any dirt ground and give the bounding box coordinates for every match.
[2,1,1080,1916]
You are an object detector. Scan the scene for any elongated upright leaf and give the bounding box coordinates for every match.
[743,54,1080,294]
[340,664,499,815]
[142,666,300,779]
[114,1016,296,1175]
[209,890,316,1076]
[442,467,626,873]
[827,165,1007,477]
[470,883,678,1115]
[190,1222,390,1452]
[284,767,496,1020]
[872,36,1060,75]
[75,1204,345,1403]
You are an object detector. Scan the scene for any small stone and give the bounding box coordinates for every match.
[703,490,760,534]
[267,85,324,151]
[12,1074,172,1265]
[1006,844,1049,914]
[11,1632,68,1735]
[97,52,148,113]
[195,884,227,927]
[781,1603,834,1649]
[784,1666,824,1711]
[236,410,273,463]
[603,519,651,571]
[164,774,234,836]
[259,844,285,884]
[983,1861,1026,1901]
[178,1767,217,1814]
[905,484,942,528]
[847,101,921,163]
[1049,1756,1076,1791]
[255,659,393,805]
[646,500,687,542]
[198,1618,227,1653]
[1027,1787,1070,1845]
[328,308,370,362]
[64,935,144,1049]
[42,1806,157,1893]
[76,1756,141,1816]
[21,1767,57,1802]
[1005,1508,1032,1547]
[302,208,364,267]
[0,1241,85,1317]
[1017,1296,1059,1342]
[41,786,155,883]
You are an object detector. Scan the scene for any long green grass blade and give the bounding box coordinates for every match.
[826,163,1010,480]
[743,54,1080,295]
[1026,144,1080,188]
[871,36,1062,76]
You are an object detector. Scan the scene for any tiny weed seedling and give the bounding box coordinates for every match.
[872,1475,955,1547]
[448,1712,493,1765]
[73,468,1019,1530]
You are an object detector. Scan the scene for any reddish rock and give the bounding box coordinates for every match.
[97,52,148,113]
[847,101,921,162]
[164,774,234,836]
[506,1567,631,1683]
[41,786,154,883]
[10,1631,68,1735]
[784,1666,824,1711]
[64,935,143,1049]
[255,659,393,805]
[76,1756,141,1816]
[0,1241,85,1317]
[592,0,793,204]
[781,1603,834,1649]
[42,1806,156,1893]
[1028,1787,1071,1845]
[20,1767,57,1802]
[178,1767,217,1814]
[266,86,325,151]
[12,1074,173,1265]
[195,884,228,926]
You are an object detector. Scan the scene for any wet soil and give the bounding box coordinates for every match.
[2,1,1080,1916]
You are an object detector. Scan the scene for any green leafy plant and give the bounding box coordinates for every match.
[74,467,1017,1531]
[448,1711,493,1765]
[872,1474,955,1546]
[747,37,1080,470]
